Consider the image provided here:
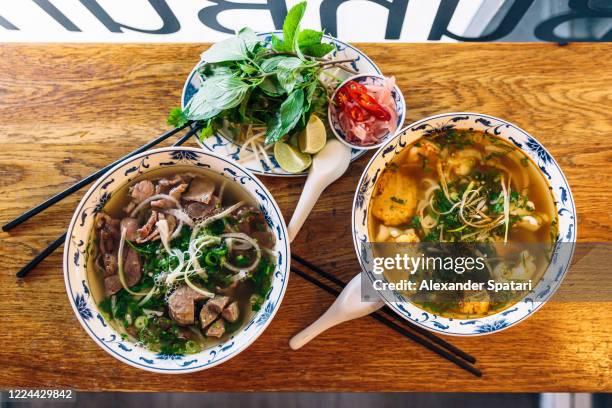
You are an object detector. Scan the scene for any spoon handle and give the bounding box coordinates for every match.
[289,274,384,349]
[287,171,325,243]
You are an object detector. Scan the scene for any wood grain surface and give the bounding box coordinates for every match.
[0,43,610,392]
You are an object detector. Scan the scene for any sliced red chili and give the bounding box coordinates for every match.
[335,87,350,109]
[344,80,391,121]
[348,105,369,122]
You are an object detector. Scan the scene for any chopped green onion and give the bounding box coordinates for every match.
[134,315,148,330]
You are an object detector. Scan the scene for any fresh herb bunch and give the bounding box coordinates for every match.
[167,1,343,145]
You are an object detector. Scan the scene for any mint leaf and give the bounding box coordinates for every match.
[167,107,188,127]
[265,88,304,144]
[301,42,335,58]
[282,1,307,52]
[271,34,288,52]
[298,29,323,47]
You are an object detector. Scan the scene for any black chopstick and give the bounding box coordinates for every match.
[2,121,194,232]
[291,266,482,378]
[292,253,477,365]
[15,124,201,278]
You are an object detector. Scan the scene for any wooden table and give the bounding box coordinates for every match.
[0,43,610,392]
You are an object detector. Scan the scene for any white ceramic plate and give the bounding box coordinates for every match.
[181,30,383,177]
[64,147,290,373]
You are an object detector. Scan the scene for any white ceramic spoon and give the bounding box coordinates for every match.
[289,274,384,350]
[287,139,352,243]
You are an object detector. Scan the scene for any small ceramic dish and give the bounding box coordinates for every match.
[352,112,576,335]
[63,147,290,373]
[328,74,406,151]
[182,30,383,177]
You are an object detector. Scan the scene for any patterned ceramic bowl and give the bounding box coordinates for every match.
[64,147,290,372]
[328,74,406,151]
[352,113,577,336]
[182,30,383,177]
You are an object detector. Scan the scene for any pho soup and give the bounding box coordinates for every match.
[368,129,558,318]
[88,166,276,356]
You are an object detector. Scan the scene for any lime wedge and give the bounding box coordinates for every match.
[298,114,327,154]
[274,140,312,173]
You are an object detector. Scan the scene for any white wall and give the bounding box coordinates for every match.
[0,0,497,43]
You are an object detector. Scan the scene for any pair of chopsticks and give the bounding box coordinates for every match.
[7,122,203,278]
[290,254,482,377]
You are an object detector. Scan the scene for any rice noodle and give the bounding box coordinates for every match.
[137,285,158,307]
[156,219,171,253]
[501,174,511,244]
[184,269,215,298]
[170,220,184,240]
[130,194,181,217]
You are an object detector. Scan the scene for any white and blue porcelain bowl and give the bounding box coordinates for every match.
[182,30,383,177]
[352,112,577,336]
[63,147,290,373]
[328,74,406,150]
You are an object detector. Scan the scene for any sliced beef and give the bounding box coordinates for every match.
[102,253,117,277]
[130,180,155,203]
[182,177,215,204]
[155,174,192,195]
[136,211,158,243]
[104,275,122,296]
[199,303,220,329]
[221,301,240,323]
[123,247,142,287]
[167,286,209,325]
[234,206,275,248]
[205,319,226,338]
[95,212,120,254]
[207,295,230,313]
[184,197,220,220]
[102,247,141,296]
[152,183,188,209]
[120,217,139,241]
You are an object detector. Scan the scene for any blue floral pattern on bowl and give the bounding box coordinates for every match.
[351,112,577,336]
[181,30,383,177]
[328,74,406,150]
[64,147,291,373]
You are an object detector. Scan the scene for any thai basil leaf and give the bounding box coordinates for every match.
[260,55,291,73]
[276,57,303,94]
[237,27,259,52]
[200,27,260,63]
[303,80,318,112]
[238,63,258,75]
[185,76,250,121]
[264,88,304,144]
[258,77,285,97]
